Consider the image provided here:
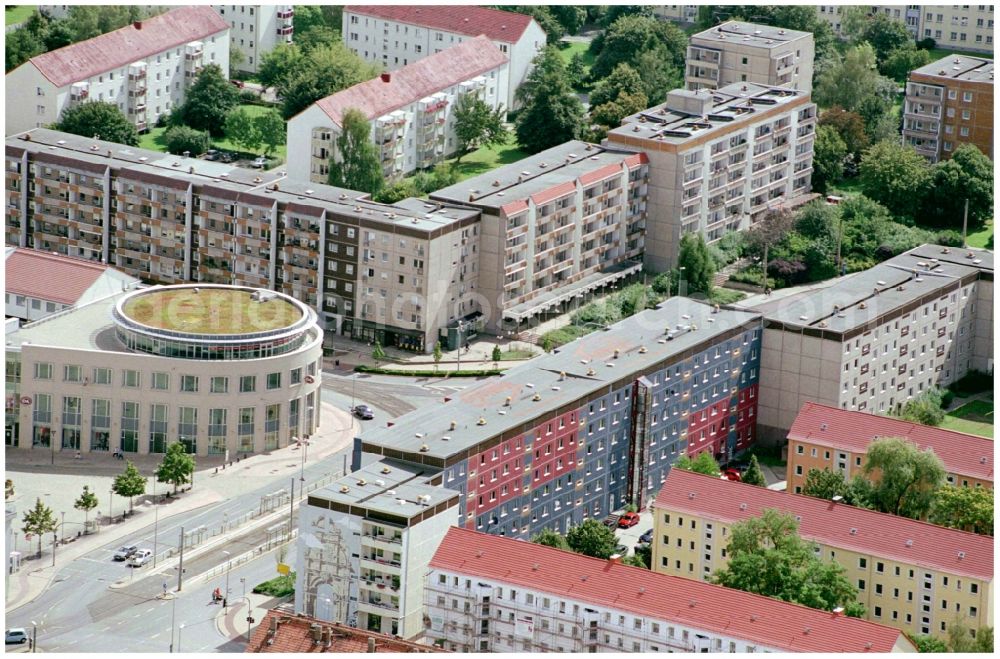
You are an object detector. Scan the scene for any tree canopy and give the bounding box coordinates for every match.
[811,124,847,194]
[859,140,932,223]
[156,442,195,494]
[860,13,913,63]
[897,388,947,426]
[862,437,946,519]
[279,43,378,120]
[515,47,584,153]
[163,125,211,157]
[677,233,716,296]
[925,144,994,228]
[113,461,147,513]
[22,497,58,558]
[53,101,139,146]
[452,94,506,162]
[674,451,720,476]
[565,519,618,559]
[177,64,240,136]
[590,13,686,81]
[531,527,570,551]
[328,108,383,194]
[74,485,99,531]
[741,455,767,487]
[929,484,993,536]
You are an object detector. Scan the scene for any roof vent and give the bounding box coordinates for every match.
[958,551,966,559]
[849,527,857,535]
[980,456,988,464]
[832,606,844,617]
[820,423,828,431]
[832,495,843,504]
[750,614,758,622]
[803,627,811,635]
[688,492,696,500]
[477,417,487,426]
[450,420,457,430]
[504,397,512,406]
[739,503,747,510]
[586,368,595,376]
[689,599,697,608]
[339,485,350,493]
[638,346,647,354]
[532,563,539,571]
[532,393,541,402]
[613,349,620,359]
[905,539,913,547]
[357,478,367,486]
[381,466,391,474]
[419,444,429,452]
[859,302,867,309]
[559,371,566,381]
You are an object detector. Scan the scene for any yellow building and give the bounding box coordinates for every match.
[652,469,993,641]
[786,402,994,495]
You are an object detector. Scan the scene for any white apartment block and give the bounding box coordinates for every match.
[287,36,508,184]
[213,5,294,74]
[749,245,994,441]
[686,21,815,94]
[423,527,916,653]
[5,5,229,136]
[430,141,648,333]
[295,460,459,639]
[342,5,545,111]
[606,84,817,272]
[652,6,700,25]
[919,5,995,53]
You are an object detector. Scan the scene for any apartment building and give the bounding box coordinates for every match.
[652,6,700,25]
[343,5,546,111]
[213,5,294,74]
[652,469,994,640]
[919,5,994,53]
[430,141,648,333]
[5,5,230,135]
[354,299,763,538]
[746,245,993,441]
[294,460,459,639]
[606,83,816,271]
[817,6,923,39]
[248,609,444,652]
[5,129,482,353]
[686,21,814,94]
[287,36,508,184]
[786,401,994,494]
[424,526,917,653]
[903,55,993,162]
[5,284,323,457]
[4,247,140,322]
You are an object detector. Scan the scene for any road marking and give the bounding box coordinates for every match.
[101,627,111,632]
[116,620,126,626]
[144,607,155,614]
[150,633,160,639]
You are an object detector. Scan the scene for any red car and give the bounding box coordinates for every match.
[722,468,742,482]
[618,512,640,528]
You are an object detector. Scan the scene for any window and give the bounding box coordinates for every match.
[34,362,52,380]
[290,367,302,385]
[210,376,228,393]
[123,369,139,388]
[963,91,973,102]
[93,367,111,385]
[180,375,199,392]
[151,372,169,390]
[240,375,256,393]
[267,372,281,389]
[64,365,82,382]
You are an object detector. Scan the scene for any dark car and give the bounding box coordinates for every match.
[602,515,620,529]
[113,544,138,561]
[204,149,219,161]
[617,512,640,529]
[614,544,629,556]
[638,528,653,544]
[351,404,375,420]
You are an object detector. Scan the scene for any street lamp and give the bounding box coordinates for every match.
[241,577,252,641]
[177,624,184,653]
[169,591,177,653]
[152,478,159,568]
[30,620,37,653]
[676,266,686,297]
[223,550,232,611]
[455,319,465,372]
[108,486,114,524]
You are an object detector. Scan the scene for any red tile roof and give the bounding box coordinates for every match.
[530,180,576,206]
[789,402,993,483]
[28,6,229,88]
[346,5,536,43]
[314,36,507,126]
[246,609,445,653]
[655,469,993,581]
[578,162,623,186]
[500,200,529,216]
[624,152,649,168]
[5,248,114,305]
[430,527,912,653]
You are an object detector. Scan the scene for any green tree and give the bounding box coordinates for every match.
[929,485,993,536]
[862,13,914,63]
[113,461,147,514]
[801,468,874,508]
[224,107,263,153]
[881,45,932,83]
[515,47,584,153]
[859,140,931,222]
[634,47,682,106]
[713,509,860,614]
[255,108,286,156]
[630,543,652,569]
[589,63,645,109]
[815,44,887,113]
[566,52,587,88]
[551,6,587,35]
[863,437,946,519]
[53,101,139,146]
[812,124,847,194]
[912,635,949,652]
[591,91,648,129]
[897,388,946,426]
[947,621,979,653]
[745,209,796,288]
[163,125,211,156]
[258,43,304,91]
[591,14,687,80]
[498,5,564,43]
[491,345,502,369]
[73,485,99,533]
[674,452,720,476]
[452,94,506,162]
[541,335,554,353]
[156,442,195,495]
[819,106,870,160]
[531,527,570,551]
[22,497,58,558]
[974,626,994,653]
[328,108,383,194]
[371,338,386,369]
[565,518,618,559]
[677,233,715,295]
[230,45,246,73]
[433,341,443,372]
[280,43,377,120]
[177,64,240,136]
[925,144,994,228]
[741,454,767,487]
[839,5,871,43]
[5,13,48,72]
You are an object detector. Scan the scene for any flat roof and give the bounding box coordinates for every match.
[656,469,993,581]
[747,245,992,334]
[430,527,910,653]
[607,82,808,147]
[690,20,812,49]
[121,286,303,335]
[6,129,478,234]
[309,459,457,520]
[359,298,762,461]
[430,140,643,210]
[7,291,128,353]
[912,55,994,83]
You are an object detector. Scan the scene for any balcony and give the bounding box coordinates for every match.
[277,8,294,20]
[276,25,294,36]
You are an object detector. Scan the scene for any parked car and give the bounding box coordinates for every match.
[5,628,28,645]
[128,549,153,567]
[229,79,245,89]
[617,511,640,528]
[351,404,374,420]
[113,544,138,561]
[602,514,620,529]
[252,156,268,168]
[722,468,742,482]
[638,528,653,544]
[219,152,236,163]
[204,149,219,161]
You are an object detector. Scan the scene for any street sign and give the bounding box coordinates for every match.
[276,563,290,575]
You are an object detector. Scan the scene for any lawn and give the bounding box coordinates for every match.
[137,104,287,162]
[5,6,35,26]
[123,288,301,334]
[450,136,529,182]
[557,41,595,75]
[498,349,537,361]
[966,220,993,249]
[940,400,993,439]
[828,177,865,199]
[926,47,993,61]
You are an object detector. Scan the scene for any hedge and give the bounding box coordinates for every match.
[354,365,502,377]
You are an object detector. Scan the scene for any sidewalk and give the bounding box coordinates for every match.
[324,334,539,372]
[5,403,355,614]
[215,591,284,643]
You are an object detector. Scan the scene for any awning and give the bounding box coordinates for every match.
[502,260,643,322]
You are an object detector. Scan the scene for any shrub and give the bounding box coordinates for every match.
[916,37,936,50]
[354,365,502,377]
[947,369,993,397]
[163,125,211,156]
[253,573,296,597]
[239,88,261,103]
[935,230,964,247]
[540,325,593,348]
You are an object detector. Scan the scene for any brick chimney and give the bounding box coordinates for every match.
[380,72,391,83]
[608,554,623,565]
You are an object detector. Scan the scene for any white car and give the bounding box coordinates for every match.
[252,156,268,168]
[128,549,153,567]
[5,628,28,644]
